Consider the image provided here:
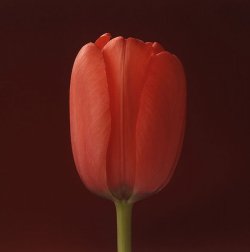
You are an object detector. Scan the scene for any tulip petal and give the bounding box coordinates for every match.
[146,42,165,54]
[102,37,153,199]
[70,43,111,196]
[95,33,111,49]
[152,42,165,54]
[134,52,186,197]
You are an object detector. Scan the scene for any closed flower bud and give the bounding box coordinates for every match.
[70,33,186,203]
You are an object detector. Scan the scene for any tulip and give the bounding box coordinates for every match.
[70,33,186,252]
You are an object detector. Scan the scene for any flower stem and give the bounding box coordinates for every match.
[115,201,133,252]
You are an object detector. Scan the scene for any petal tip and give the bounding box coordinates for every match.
[95,33,112,49]
[152,42,165,54]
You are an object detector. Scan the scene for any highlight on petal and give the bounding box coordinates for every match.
[102,37,154,199]
[95,33,111,49]
[70,42,111,196]
[134,52,186,198]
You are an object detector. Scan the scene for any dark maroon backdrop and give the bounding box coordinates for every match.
[0,0,249,251]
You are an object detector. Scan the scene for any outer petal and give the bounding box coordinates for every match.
[70,43,111,196]
[134,52,186,198]
[102,37,153,199]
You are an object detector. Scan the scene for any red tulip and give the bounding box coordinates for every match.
[70,33,186,252]
[70,32,186,200]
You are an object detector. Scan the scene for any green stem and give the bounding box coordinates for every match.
[115,201,133,252]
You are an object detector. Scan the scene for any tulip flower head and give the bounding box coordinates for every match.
[70,33,186,252]
[70,33,186,203]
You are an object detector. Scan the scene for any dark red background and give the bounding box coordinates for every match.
[0,0,249,251]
